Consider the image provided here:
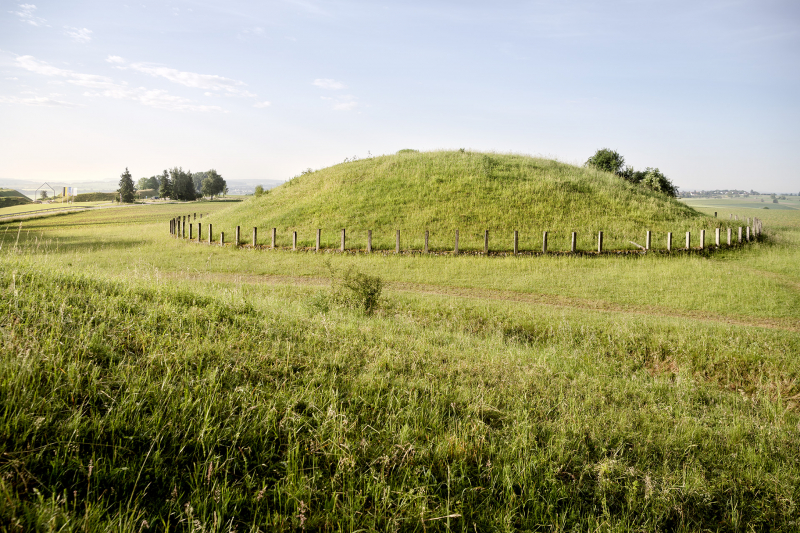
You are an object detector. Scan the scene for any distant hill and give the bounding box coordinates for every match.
[207,150,729,251]
[0,189,33,208]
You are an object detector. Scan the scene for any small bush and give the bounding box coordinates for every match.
[328,264,383,315]
[254,185,265,197]
[397,149,419,154]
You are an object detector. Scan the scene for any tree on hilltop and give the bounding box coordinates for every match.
[170,167,197,201]
[118,168,136,203]
[586,149,626,176]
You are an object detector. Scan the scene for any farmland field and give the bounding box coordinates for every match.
[1,193,799,531]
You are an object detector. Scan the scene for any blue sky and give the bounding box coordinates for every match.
[1,0,798,192]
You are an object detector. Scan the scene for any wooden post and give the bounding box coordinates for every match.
[746,226,750,241]
[189,223,193,240]
[194,213,196,220]
[735,214,738,221]
[686,231,691,249]
[367,230,372,253]
[396,230,400,254]
[714,212,717,217]
[667,232,672,251]
[252,227,257,247]
[424,231,429,254]
[209,224,213,244]
[200,213,203,219]
[542,231,548,253]
[646,230,651,250]
[571,232,577,253]
[454,230,459,255]
[715,228,720,247]
[220,232,224,246]
[738,227,742,243]
[170,219,173,235]
[316,229,321,252]
[341,229,345,252]
[182,216,186,238]
[271,228,276,249]
[700,229,705,249]
[484,230,489,255]
[597,231,603,253]
[198,223,202,242]
[513,230,518,255]
[235,226,240,247]
[727,228,731,246]
[293,231,297,250]
[729,213,732,220]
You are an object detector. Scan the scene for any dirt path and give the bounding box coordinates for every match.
[162,271,800,333]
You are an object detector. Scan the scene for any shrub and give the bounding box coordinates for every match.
[586,148,625,175]
[254,185,265,198]
[329,264,383,315]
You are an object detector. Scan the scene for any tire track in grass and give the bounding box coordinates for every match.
[161,271,800,333]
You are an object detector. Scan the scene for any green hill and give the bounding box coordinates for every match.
[208,151,733,251]
[0,189,32,209]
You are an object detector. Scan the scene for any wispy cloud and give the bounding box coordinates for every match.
[313,78,345,90]
[110,56,256,97]
[0,94,80,107]
[321,94,357,111]
[253,101,271,108]
[11,3,47,27]
[64,27,92,43]
[15,55,222,112]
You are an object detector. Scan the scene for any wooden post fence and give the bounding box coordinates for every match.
[271,228,276,249]
[198,223,202,242]
[220,232,224,246]
[597,231,603,253]
[317,229,321,252]
[396,230,401,254]
[727,228,731,246]
[738,227,742,243]
[747,226,750,241]
[367,230,371,253]
[252,227,257,247]
[715,228,720,247]
[686,231,690,250]
[700,229,705,250]
[189,223,193,240]
[571,232,577,253]
[646,230,651,250]
[235,226,240,247]
[513,230,518,255]
[667,232,672,251]
[454,230,459,255]
[542,231,548,253]
[424,231,429,254]
[341,229,346,252]
[293,231,297,250]
[208,224,213,244]
[484,230,489,255]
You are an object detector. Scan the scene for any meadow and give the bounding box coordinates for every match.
[1,187,799,531]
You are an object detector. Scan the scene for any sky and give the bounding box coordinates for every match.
[1,0,799,192]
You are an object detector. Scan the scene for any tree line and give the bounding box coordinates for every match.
[118,168,227,203]
[586,149,678,197]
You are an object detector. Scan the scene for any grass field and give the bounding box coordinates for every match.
[0,201,112,218]
[1,195,799,531]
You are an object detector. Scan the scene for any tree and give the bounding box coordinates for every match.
[39,190,48,200]
[254,185,265,197]
[170,167,197,201]
[137,175,160,191]
[119,167,136,203]
[586,149,625,176]
[158,170,173,199]
[192,172,208,194]
[200,169,226,199]
[641,168,678,197]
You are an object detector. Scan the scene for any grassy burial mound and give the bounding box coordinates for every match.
[0,188,32,209]
[209,151,731,252]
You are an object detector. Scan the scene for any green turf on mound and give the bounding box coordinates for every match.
[208,151,736,251]
[0,189,32,208]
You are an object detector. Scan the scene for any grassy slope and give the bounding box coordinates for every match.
[0,189,32,209]
[209,151,730,251]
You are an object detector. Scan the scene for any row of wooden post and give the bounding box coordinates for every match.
[170,218,763,253]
